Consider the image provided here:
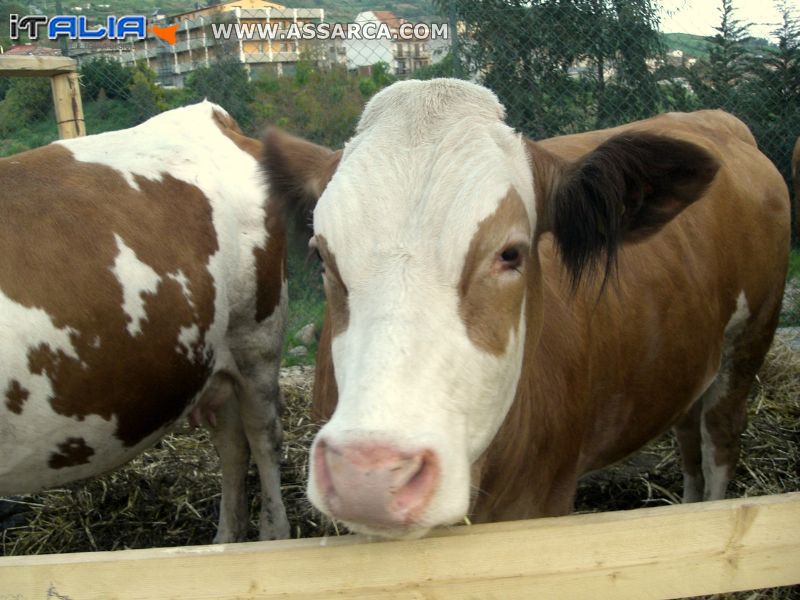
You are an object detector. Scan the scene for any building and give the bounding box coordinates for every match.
[345,11,436,78]
[68,0,326,87]
[1,44,63,56]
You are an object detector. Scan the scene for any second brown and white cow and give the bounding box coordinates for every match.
[1,102,289,543]
[264,79,791,540]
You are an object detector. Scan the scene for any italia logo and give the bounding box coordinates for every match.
[8,14,178,43]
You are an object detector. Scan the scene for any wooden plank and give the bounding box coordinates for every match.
[0,55,77,77]
[1,493,798,599]
[50,71,86,138]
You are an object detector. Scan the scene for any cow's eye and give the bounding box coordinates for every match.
[498,246,523,271]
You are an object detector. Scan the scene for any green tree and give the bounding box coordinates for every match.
[251,63,367,148]
[0,77,52,135]
[576,0,664,126]
[360,61,396,97]
[411,51,456,80]
[185,57,255,132]
[435,0,586,137]
[736,1,800,239]
[0,1,27,48]
[79,58,133,101]
[755,2,800,111]
[128,61,169,124]
[688,0,751,110]
[434,0,664,136]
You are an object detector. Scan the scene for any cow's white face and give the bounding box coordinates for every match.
[307,80,537,538]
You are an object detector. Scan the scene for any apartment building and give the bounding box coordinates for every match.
[345,11,435,78]
[69,0,325,87]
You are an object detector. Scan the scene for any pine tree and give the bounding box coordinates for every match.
[688,0,751,109]
[757,2,800,110]
[433,0,664,136]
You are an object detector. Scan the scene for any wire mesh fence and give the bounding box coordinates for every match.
[1,0,799,350]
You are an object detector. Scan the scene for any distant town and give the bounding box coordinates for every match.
[3,0,451,86]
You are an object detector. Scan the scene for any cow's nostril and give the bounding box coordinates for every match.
[392,451,439,515]
[312,441,440,527]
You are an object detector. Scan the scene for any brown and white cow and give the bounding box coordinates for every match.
[1,102,289,543]
[264,79,791,540]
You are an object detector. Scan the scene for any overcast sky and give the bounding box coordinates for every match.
[658,0,792,40]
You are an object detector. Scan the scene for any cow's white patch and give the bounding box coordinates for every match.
[0,290,80,429]
[0,290,126,492]
[111,234,161,337]
[168,270,194,309]
[700,290,750,500]
[177,324,200,360]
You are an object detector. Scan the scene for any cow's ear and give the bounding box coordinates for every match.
[261,127,341,235]
[534,132,719,288]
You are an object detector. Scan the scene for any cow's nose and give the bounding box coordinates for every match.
[313,439,440,528]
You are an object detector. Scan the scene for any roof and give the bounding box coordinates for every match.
[167,0,285,21]
[371,11,403,28]
[4,44,63,56]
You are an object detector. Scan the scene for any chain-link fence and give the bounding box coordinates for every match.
[1,0,799,355]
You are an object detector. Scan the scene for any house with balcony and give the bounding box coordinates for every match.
[345,11,436,78]
[68,0,326,87]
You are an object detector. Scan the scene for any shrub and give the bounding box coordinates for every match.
[79,58,133,101]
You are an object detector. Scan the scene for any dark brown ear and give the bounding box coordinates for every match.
[261,127,341,236]
[535,132,720,288]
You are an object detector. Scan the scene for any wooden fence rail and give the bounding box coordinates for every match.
[1,493,798,599]
[0,55,85,139]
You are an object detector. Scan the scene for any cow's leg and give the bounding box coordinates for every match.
[201,373,251,543]
[699,367,751,501]
[699,292,779,501]
[674,399,704,503]
[236,359,290,540]
[227,280,290,540]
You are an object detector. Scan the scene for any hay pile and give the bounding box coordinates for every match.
[1,338,798,596]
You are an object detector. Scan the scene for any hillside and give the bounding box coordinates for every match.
[662,32,712,59]
[662,31,775,60]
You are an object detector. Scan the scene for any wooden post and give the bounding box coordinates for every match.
[50,70,86,138]
[0,55,86,139]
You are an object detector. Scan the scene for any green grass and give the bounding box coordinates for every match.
[0,116,58,157]
[83,98,140,135]
[788,249,800,280]
[780,249,800,327]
